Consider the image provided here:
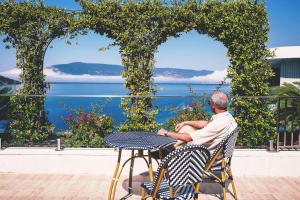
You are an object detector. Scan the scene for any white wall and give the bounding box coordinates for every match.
[0,148,300,177]
[280,77,300,85]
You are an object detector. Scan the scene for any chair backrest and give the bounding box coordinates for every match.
[223,126,240,159]
[152,144,210,194]
[205,126,240,170]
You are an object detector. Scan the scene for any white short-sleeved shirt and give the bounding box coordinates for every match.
[189,111,237,153]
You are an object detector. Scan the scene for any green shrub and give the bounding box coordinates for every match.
[164,88,210,131]
[271,82,300,132]
[272,82,300,122]
[62,109,113,148]
[4,95,54,145]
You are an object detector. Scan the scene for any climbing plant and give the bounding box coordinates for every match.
[187,0,275,147]
[0,0,275,147]
[78,0,192,131]
[79,0,273,145]
[79,0,274,146]
[0,0,75,144]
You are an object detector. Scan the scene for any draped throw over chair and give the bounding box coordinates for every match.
[141,145,210,200]
[204,127,240,200]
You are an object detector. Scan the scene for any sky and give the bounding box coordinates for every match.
[0,0,300,73]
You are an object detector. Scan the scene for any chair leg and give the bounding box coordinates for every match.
[221,160,227,200]
[228,167,238,200]
[231,180,238,200]
[140,188,146,200]
[194,183,201,200]
[221,179,227,200]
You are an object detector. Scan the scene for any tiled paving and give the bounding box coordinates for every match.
[0,173,300,200]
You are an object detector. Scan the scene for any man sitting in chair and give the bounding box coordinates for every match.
[156,91,237,157]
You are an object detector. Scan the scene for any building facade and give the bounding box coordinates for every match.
[269,46,300,86]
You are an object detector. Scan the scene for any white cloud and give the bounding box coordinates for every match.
[45,67,125,83]
[0,67,228,84]
[0,68,20,81]
[154,69,228,84]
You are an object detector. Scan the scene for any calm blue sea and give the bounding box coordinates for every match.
[45,83,229,131]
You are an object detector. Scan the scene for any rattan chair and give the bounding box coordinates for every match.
[141,144,210,200]
[203,127,240,200]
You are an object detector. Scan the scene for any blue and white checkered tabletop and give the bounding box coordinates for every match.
[104,132,176,150]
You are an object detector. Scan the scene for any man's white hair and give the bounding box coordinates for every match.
[211,92,228,109]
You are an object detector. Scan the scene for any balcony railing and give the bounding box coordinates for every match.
[0,94,299,150]
[276,97,300,151]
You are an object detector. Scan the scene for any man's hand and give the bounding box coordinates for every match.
[175,121,186,132]
[157,128,168,136]
[158,128,193,142]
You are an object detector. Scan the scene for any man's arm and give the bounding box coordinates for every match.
[175,120,208,131]
[158,129,192,142]
[167,131,193,142]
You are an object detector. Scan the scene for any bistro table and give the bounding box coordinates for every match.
[104,131,176,200]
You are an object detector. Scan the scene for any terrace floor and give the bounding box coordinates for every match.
[1,173,300,200]
[1,148,300,200]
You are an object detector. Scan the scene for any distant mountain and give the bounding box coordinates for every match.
[50,62,213,78]
[0,75,20,85]
[1,62,227,83]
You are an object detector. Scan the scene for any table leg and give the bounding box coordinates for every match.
[112,155,136,200]
[159,149,163,160]
[148,150,154,182]
[109,149,158,199]
[128,150,135,193]
[108,149,122,200]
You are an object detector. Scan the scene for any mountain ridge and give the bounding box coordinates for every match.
[0,75,20,85]
[50,62,214,78]
[1,62,227,84]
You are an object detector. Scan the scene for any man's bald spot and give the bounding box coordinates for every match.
[211,92,229,109]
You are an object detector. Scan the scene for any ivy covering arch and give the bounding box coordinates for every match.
[79,0,274,146]
[78,0,192,131]
[0,0,76,144]
[0,0,274,147]
[192,1,275,146]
